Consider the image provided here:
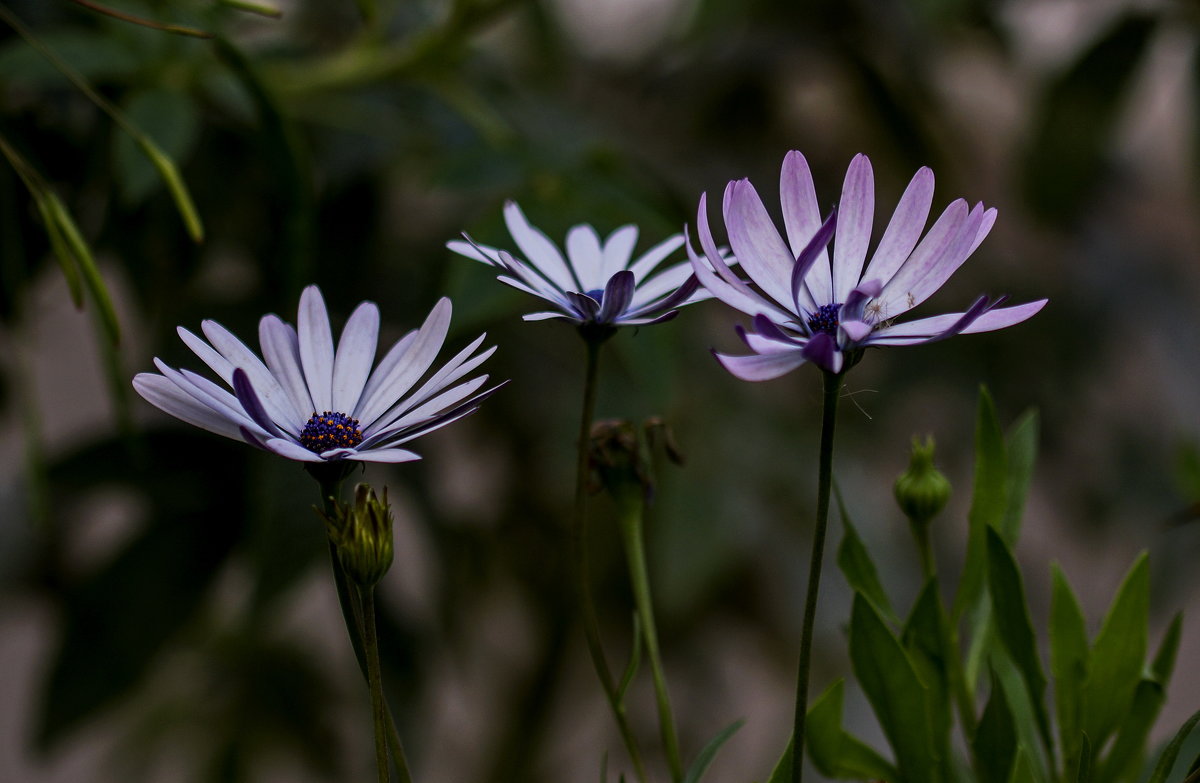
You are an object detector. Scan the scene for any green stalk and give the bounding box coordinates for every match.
[618,494,683,782]
[911,521,935,583]
[572,335,649,783]
[318,478,414,783]
[361,586,390,783]
[791,369,842,783]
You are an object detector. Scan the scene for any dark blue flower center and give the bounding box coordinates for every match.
[586,288,604,301]
[300,411,363,453]
[806,303,843,336]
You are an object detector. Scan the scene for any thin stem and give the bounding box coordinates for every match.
[572,337,649,783]
[618,495,683,782]
[361,587,390,783]
[791,369,842,783]
[319,480,414,783]
[911,522,935,583]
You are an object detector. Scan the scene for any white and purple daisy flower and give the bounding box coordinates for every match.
[133,286,501,463]
[691,151,1048,380]
[447,200,711,330]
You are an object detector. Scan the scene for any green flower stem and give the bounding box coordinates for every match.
[361,586,390,783]
[792,369,842,783]
[911,521,936,582]
[319,480,414,783]
[573,336,649,783]
[617,494,683,782]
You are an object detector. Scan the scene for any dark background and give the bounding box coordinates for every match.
[2,0,1199,781]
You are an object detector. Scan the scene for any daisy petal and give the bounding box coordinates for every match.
[597,270,635,323]
[566,224,605,291]
[260,316,314,418]
[800,332,843,373]
[628,234,685,282]
[832,154,874,302]
[875,199,969,319]
[264,437,323,462]
[780,150,831,304]
[714,349,809,382]
[504,201,579,291]
[861,166,935,286]
[332,301,380,414]
[232,369,287,438]
[298,285,336,413]
[601,225,639,280]
[202,319,300,432]
[133,373,244,440]
[727,179,796,311]
[355,298,451,427]
[351,448,423,463]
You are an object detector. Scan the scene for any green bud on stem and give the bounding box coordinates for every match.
[894,436,951,527]
[319,483,395,587]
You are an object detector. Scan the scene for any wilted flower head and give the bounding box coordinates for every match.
[447,200,712,332]
[133,286,502,464]
[690,152,1047,380]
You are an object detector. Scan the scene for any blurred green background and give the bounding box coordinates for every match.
[2,0,1200,781]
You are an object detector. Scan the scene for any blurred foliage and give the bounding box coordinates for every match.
[2,0,1200,782]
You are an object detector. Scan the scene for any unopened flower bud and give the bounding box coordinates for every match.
[320,484,394,587]
[894,436,951,527]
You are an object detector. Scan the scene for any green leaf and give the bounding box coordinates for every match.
[850,594,937,783]
[835,486,896,623]
[953,386,1007,623]
[1021,13,1157,223]
[768,681,897,783]
[986,528,1052,754]
[33,195,84,308]
[973,671,1017,783]
[681,719,743,783]
[1146,708,1200,783]
[1081,553,1149,753]
[1094,615,1181,783]
[902,579,952,760]
[1151,612,1183,684]
[1009,746,1038,783]
[1050,564,1090,782]
[999,409,1039,544]
[1078,734,1092,783]
[44,193,121,344]
[112,88,201,207]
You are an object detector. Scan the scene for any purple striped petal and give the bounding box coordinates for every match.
[792,208,837,315]
[832,154,874,302]
[800,332,843,374]
[596,270,635,323]
[780,150,831,305]
[714,348,808,382]
[727,179,798,311]
[861,166,935,286]
[875,199,969,319]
